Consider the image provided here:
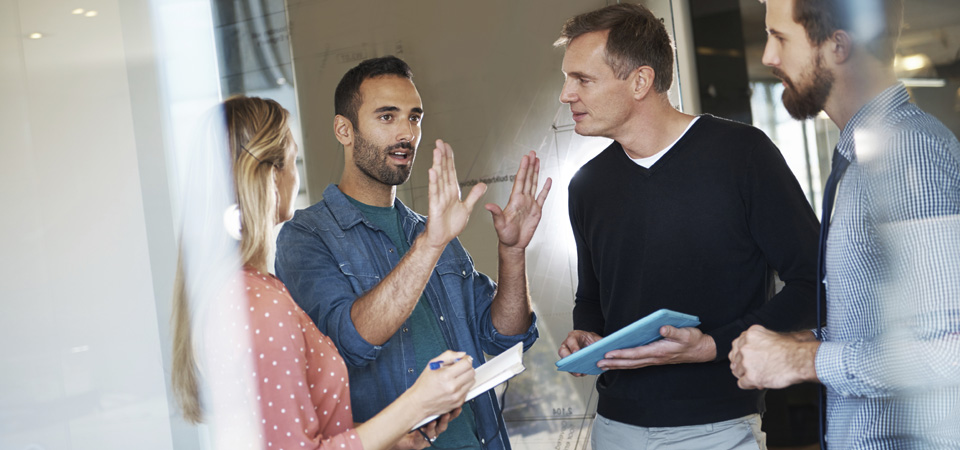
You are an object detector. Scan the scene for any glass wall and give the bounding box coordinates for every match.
[211,0,308,212]
[3,1,956,449]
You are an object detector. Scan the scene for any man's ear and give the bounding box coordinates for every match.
[632,66,656,101]
[827,29,853,65]
[334,115,354,147]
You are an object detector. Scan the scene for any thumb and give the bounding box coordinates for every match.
[484,203,503,217]
[484,203,504,227]
[660,325,680,340]
[463,183,487,211]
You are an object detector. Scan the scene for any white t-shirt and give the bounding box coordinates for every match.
[628,116,700,168]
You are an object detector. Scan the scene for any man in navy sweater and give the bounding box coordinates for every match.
[553,4,819,449]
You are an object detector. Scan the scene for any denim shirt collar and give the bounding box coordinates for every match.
[322,183,425,231]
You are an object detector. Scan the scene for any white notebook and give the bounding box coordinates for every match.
[412,342,525,430]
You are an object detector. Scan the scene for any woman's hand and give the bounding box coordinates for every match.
[358,352,473,450]
[396,409,462,449]
[408,350,475,418]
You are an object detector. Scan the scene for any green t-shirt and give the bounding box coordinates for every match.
[345,195,479,448]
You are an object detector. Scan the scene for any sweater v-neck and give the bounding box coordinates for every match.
[620,115,705,176]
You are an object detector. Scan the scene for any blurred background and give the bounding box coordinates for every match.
[1,0,957,449]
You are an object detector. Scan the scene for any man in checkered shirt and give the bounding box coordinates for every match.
[729,0,960,448]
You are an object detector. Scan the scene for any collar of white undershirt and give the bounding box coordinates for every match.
[628,115,700,168]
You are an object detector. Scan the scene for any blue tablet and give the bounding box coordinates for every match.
[555,309,700,375]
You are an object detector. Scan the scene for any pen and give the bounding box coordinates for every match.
[428,357,462,370]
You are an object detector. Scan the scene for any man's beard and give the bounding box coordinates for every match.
[353,130,414,186]
[776,54,835,120]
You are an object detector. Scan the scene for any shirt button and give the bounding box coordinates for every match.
[461,270,466,276]
[408,368,414,374]
[402,327,409,333]
[481,439,485,444]
[389,248,394,253]
[439,315,444,322]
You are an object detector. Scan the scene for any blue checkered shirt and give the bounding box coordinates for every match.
[815,83,960,448]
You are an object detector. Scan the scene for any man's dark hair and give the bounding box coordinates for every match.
[334,56,413,127]
[554,3,674,94]
[792,0,903,63]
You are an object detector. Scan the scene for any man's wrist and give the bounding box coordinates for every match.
[797,340,820,383]
[792,329,818,342]
[415,230,451,254]
[498,241,526,258]
[700,333,717,361]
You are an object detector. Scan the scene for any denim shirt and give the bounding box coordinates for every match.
[275,184,539,450]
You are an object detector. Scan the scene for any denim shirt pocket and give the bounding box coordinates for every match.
[434,258,474,320]
[338,261,382,295]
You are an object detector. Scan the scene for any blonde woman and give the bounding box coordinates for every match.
[172,96,473,450]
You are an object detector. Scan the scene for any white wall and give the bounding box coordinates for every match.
[0,0,201,448]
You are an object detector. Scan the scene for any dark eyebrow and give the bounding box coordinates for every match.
[767,28,783,37]
[373,106,424,115]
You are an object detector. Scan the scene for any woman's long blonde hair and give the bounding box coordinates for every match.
[171,96,293,423]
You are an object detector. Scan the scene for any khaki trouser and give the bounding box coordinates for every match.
[590,413,767,450]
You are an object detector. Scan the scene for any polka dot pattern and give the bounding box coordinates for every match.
[239,268,362,450]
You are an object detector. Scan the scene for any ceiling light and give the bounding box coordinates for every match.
[900,78,947,88]
[72,8,84,14]
[895,54,931,72]
[29,32,43,39]
[84,10,98,17]
[901,55,927,71]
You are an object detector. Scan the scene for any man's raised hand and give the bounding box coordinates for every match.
[424,139,487,249]
[485,151,552,250]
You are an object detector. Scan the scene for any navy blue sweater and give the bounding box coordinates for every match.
[568,115,819,427]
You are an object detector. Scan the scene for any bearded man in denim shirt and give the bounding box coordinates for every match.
[275,56,551,450]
